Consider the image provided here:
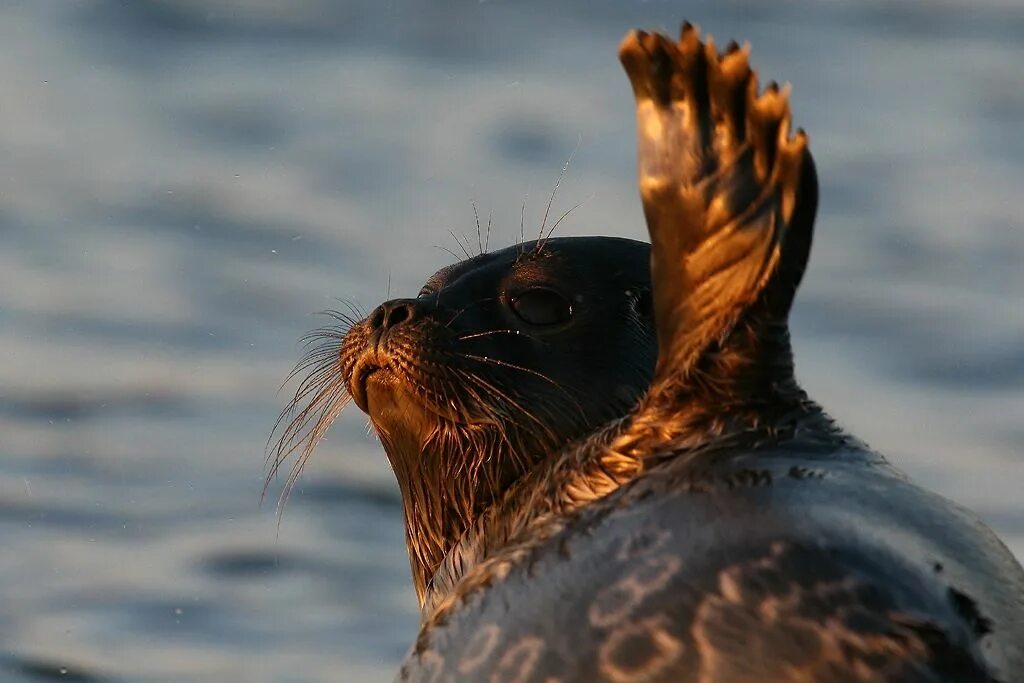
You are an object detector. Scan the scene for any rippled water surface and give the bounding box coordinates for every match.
[2,1,1022,681]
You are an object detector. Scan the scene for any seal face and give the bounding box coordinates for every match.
[273,236,656,599]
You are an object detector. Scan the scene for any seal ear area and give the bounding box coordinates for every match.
[618,23,816,379]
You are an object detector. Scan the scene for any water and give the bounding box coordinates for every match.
[1,1,1021,681]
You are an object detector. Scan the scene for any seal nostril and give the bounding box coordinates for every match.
[386,305,411,327]
[369,300,418,333]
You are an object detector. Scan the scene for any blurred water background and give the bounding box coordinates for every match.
[1,1,1022,681]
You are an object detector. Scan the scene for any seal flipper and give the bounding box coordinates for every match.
[619,24,817,397]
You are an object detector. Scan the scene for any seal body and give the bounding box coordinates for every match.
[402,452,1024,681]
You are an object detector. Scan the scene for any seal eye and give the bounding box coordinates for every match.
[509,288,572,326]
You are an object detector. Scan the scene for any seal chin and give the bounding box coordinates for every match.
[364,375,435,437]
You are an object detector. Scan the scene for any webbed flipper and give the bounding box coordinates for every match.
[619,24,817,391]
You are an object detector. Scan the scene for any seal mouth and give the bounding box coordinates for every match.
[350,352,382,413]
[348,348,483,426]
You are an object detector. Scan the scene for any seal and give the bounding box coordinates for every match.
[271,236,658,600]
[388,23,1024,681]
[272,21,1024,682]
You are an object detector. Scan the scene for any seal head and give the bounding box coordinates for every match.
[273,237,657,600]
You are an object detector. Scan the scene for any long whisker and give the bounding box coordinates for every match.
[279,326,348,392]
[267,386,351,507]
[458,352,564,387]
[330,298,366,320]
[449,229,472,259]
[435,244,462,261]
[458,370,556,443]
[445,297,497,328]
[485,210,492,254]
[543,193,593,242]
[266,318,356,511]
[457,329,520,342]
[266,371,345,478]
[279,390,349,502]
[455,351,589,425]
[454,374,530,473]
[472,201,483,256]
[270,347,342,445]
[537,136,581,245]
[319,308,362,328]
[519,195,527,245]
[467,357,583,426]
[280,344,341,390]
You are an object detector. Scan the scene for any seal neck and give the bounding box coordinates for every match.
[386,421,552,605]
